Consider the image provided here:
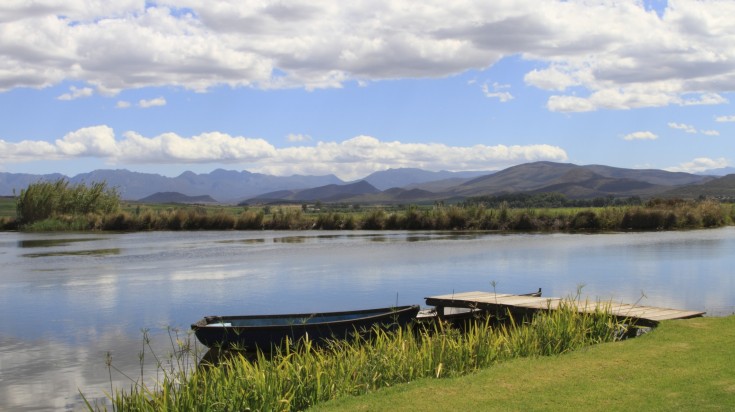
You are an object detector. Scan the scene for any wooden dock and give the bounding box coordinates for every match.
[424,291,706,327]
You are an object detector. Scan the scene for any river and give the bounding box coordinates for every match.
[1,228,734,410]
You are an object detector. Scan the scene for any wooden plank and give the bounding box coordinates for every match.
[607,305,659,317]
[644,310,706,321]
[427,291,510,300]
[425,293,506,306]
[491,296,548,305]
[424,291,704,325]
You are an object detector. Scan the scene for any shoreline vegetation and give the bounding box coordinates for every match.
[1,179,734,232]
[93,297,625,411]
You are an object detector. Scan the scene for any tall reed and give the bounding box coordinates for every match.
[102,300,623,411]
[15,179,120,225]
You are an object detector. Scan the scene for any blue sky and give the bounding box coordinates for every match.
[1,0,734,180]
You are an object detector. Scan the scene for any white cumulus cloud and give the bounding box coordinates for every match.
[715,115,735,122]
[668,122,697,134]
[55,125,118,156]
[138,97,166,108]
[666,157,729,174]
[117,131,277,163]
[57,85,94,100]
[623,131,658,141]
[287,133,312,142]
[0,1,734,112]
[481,82,513,102]
[0,126,568,180]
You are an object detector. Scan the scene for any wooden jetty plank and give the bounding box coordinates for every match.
[424,291,705,325]
[429,291,512,301]
[608,305,661,317]
[425,292,511,307]
[645,310,707,321]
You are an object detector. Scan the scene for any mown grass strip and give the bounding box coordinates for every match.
[314,315,735,411]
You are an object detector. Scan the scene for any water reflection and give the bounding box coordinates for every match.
[215,232,490,245]
[0,329,199,411]
[17,237,108,248]
[273,236,307,243]
[217,238,266,245]
[22,248,121,258]
[0,228,734,411]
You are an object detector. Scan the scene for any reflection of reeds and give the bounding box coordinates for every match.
[99,300,622,411]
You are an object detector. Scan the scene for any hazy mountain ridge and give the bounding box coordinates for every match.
[0,169,344,202]
[443,162,714,200]
[662,174,735,198]
[138,192,218,204]
[1,162,730,204]
[359,168,489,190]
[250,181,381,203]
[0,172,66,195]
[244,162,720,204]
[696,167,735,176]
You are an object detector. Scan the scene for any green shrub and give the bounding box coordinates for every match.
[266,208,308,230]
[621,208,666,230]
[101,212,137,231]
[0,217,18,230]
[15,179,120,226]
[235,210,265,230]
[570,210,600,230]
[208,211,236,230]
[315,212,343,230]
[361,209,386,230]
[513,212,536,230]
[446,206,468,229]
[698,200,726,227]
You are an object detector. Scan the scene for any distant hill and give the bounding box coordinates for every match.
[343,187,446,204]
[406,176,489,193]
[1,162,726,205]
[0,169,344,201]
[247,162,719,204]
[448,162,713,199]
[361,168,489,191]
[527,169,659,198]
[698,167,735,176]
[0,172,66,195]
[249,181,380,203]
[246,162,717,204]
[137,192,218,204]
[661,174,735,199]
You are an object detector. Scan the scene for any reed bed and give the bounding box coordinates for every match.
[6,179,734,232]
[99,299,624,411]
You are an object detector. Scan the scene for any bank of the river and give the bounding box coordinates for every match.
[2,196,734,232]
[3,180,735,232]
[314,315,735,411]
[103,304,623,411]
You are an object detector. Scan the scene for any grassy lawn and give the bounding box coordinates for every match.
[313,316,735,411]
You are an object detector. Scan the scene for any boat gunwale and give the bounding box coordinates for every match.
[191,304,420,330]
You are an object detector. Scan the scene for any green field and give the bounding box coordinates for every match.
[0,197,15,218]
[314,316,735,411]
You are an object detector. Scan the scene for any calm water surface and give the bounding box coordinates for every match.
[1,228,734,410]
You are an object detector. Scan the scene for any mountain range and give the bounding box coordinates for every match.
[1,162,733,204]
